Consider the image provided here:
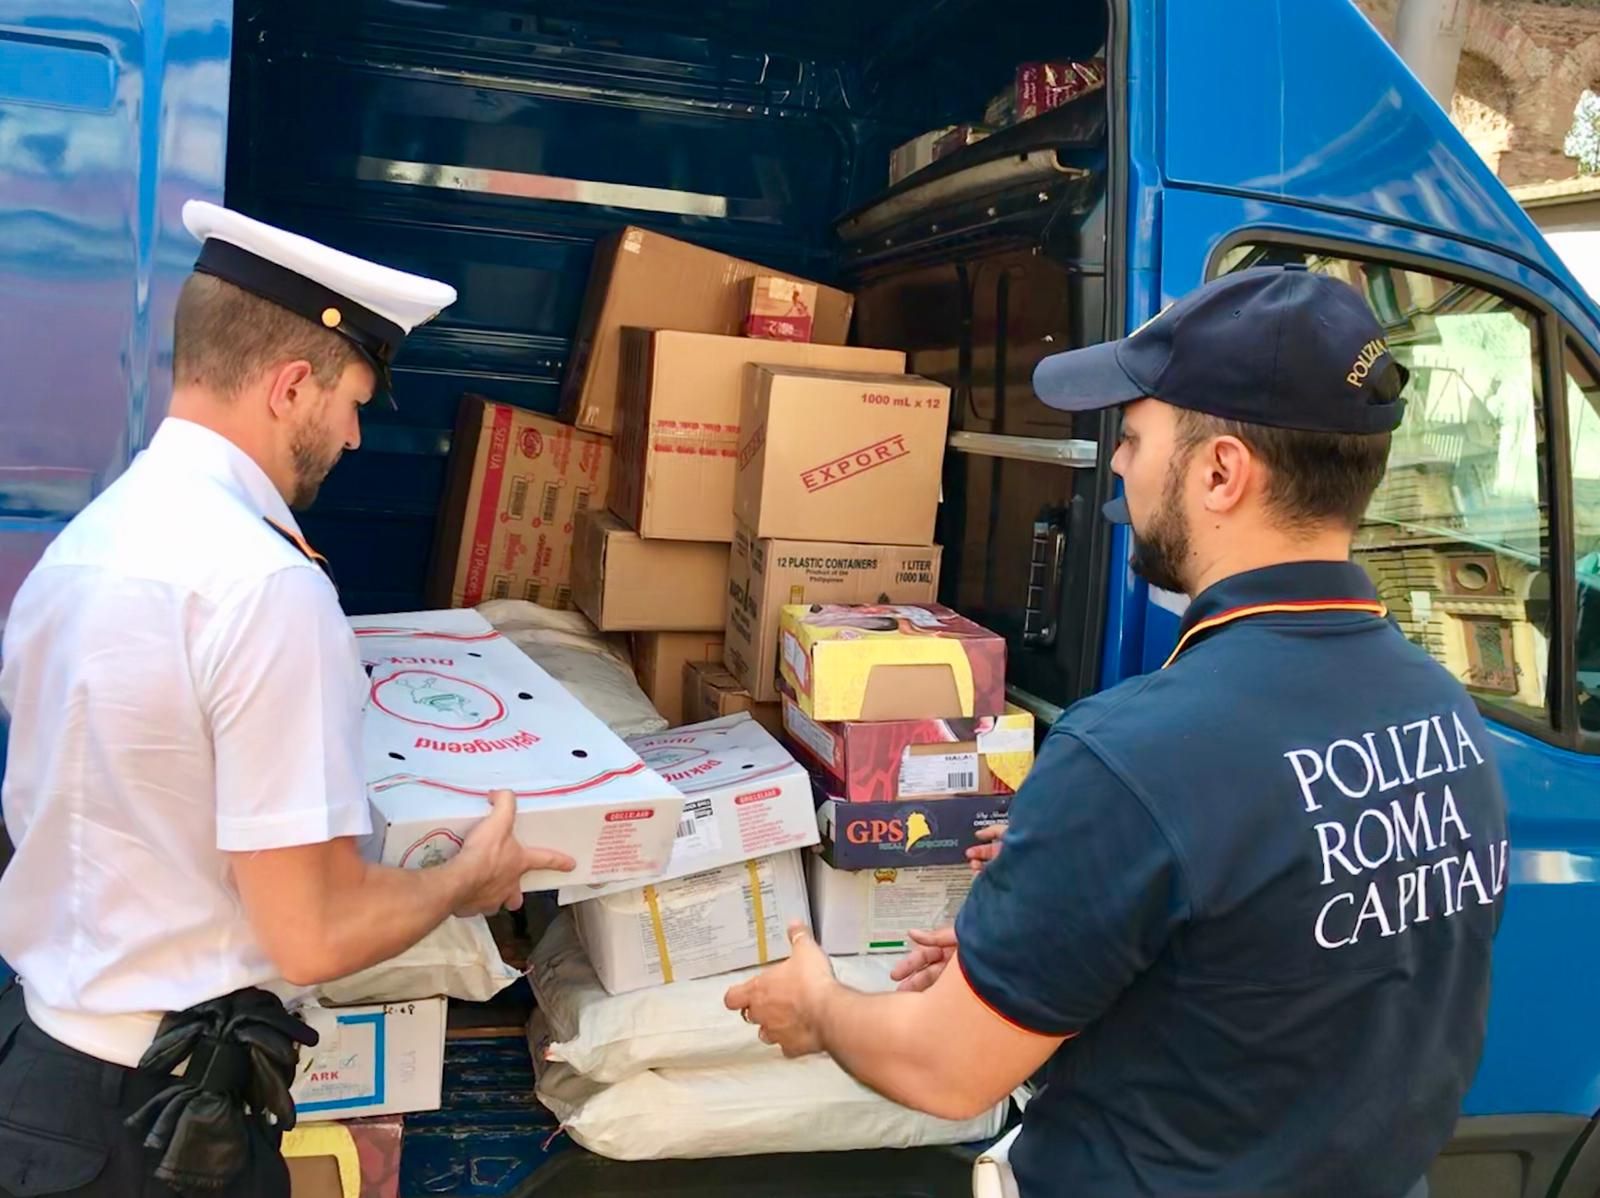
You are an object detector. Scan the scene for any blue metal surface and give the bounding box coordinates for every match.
[401,1035,571,1196]
[1100,0,1600,1124]
[0,1,230,624]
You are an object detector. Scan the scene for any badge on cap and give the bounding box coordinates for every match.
[181,200,458,404]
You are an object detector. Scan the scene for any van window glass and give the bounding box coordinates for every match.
[1561,344,1600,734]
[1222,248,1552,728]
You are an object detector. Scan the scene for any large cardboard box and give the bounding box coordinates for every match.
[574,851,811,995]
[808,855,974,956]
[682,661,781,737]
[352,609,683,892]
[559,714,817,903]
[572,510,728,632]
[632,631,724,726]
[611,331,905,543]
[817,796,1010,870]
[292,1000,446,1122]
[725,529,942,702]
[785,700,1034,803]
[734,366,951,545]
[428,396,611,611]
[560,226,854,436]
[779,604,1007,723]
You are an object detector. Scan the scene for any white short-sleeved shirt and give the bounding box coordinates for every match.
[0,418,371,1065]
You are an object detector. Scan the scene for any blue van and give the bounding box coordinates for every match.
[1,0,1596,1193]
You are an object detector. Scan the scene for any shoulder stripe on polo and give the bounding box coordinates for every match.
[1161,599,1388,670]
[955,955,1076,1040]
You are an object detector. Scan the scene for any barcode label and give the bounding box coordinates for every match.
[676,819,698,839]
[554,585,572,610]
[541,482,561,523]
[509,476,529,519]
[490,576,511,600]
[574,487,592,518]
[667,799,722,863]
[899,752,980,797]
[523,580,542,603]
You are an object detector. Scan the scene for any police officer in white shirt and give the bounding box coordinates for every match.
[0,201,575,1197]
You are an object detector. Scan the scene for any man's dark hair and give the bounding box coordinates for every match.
[172,273,364,396]
[1173,409,1392,532]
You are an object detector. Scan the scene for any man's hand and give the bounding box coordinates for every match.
[724,922,838,1058]
[966,823,1004,874]
[451,789,576,916]
[891,926,957,992]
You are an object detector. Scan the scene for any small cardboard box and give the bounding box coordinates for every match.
[611,330,904,544]
[683,660,782,736]
[817,796,1010,870]
[931,123,994,162]
[726,529,942,702]
[427,395,611,611]
[778,604,1007,723]
[292,1000,446,1122]
[572,509,728,632]
[558,713,816,903]
[632,631,724,726]
[283,1115,405,1198]
[807,854,974,955]
[889,127,956,186]
[574,850,811,995]
[734,366,950,545]
[785,700,1034,803]
[559,226,854,437]
[353,609,683,892]
[745,275,818,342]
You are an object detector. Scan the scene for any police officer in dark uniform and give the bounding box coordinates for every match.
[727,267,1509,1198]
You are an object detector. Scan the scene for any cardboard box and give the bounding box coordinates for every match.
[745,275,818,342]
[889,127,956,186]
[574,850,811,994]
[817,796,1010,870]
[558,713,817,903]
[808,855,974,955]
[427,396,611,611]
[283,1116,405,1198]
[726,529,942,702]
[734,366,950,545]
[572,509,728,632]
[352,609,683,892]
[560,226,854,436]
[611,331,905,544]
[931,123,994,162]
[682,660,782,736]
[778,604,1007,723]
[633,631,725,726]
[785,700,1034,803]
[292,1000,446,1122]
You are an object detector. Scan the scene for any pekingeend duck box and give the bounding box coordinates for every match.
[351,609,683,892]
[778,603,1007,723]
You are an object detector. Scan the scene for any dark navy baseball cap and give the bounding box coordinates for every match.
[1034,266,1409,434]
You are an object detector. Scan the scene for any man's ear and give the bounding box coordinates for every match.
[1198,435,1255,517]
[265,360,316,421]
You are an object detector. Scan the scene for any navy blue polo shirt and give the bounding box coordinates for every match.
[956,561,1508,1198]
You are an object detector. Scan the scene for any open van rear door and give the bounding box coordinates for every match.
[1141,1,1600,1191]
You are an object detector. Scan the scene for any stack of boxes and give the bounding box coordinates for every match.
[776,603,1036,954]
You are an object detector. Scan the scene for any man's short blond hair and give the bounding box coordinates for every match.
[172,273,365,396]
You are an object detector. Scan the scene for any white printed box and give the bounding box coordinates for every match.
[557,713,817,904]
[808,853,973,955]
[291,998,445,1122]
[352,609,684,892]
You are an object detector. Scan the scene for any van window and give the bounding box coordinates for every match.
[1562,344,1600,733]
[1219,247,1553,730]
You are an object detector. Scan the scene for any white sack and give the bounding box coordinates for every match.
[317,914,519,1005]
[529,910,899,1082]
[529,1010,1007,1160]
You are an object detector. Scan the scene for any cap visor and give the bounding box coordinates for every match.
[1102,494,1131,525]
[1033,340,1146,412]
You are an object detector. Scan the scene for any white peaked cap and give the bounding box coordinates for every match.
[181,199,457,393]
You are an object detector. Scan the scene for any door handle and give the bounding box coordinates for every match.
[948,431,1097,467]
[1023,518,1068,648]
